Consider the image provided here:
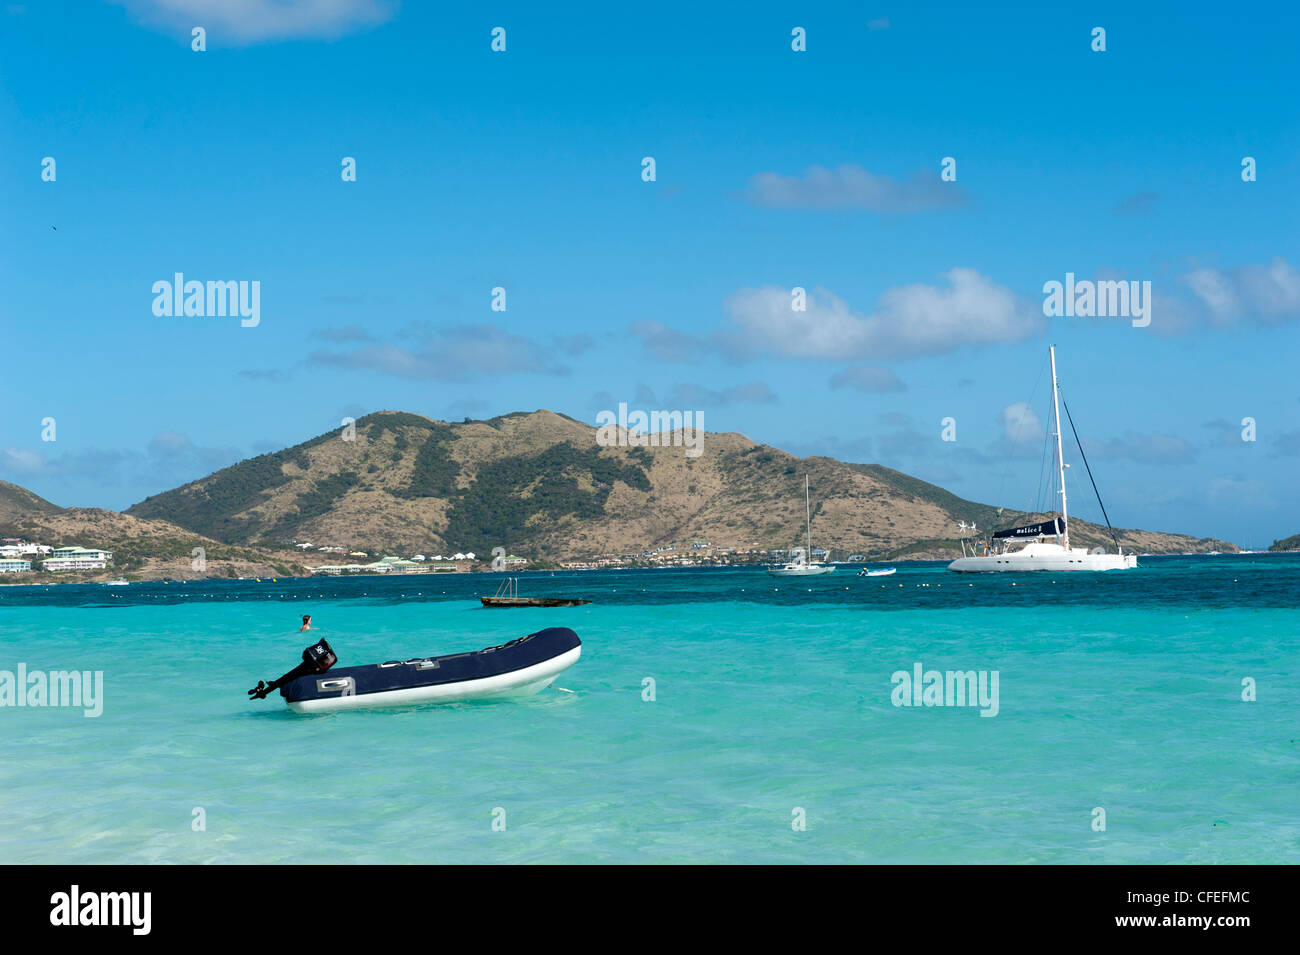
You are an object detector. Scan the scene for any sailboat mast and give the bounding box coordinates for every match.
[1049,345,1069,550]
[805,474,812,557]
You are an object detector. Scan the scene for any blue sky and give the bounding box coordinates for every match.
[1,0,1297,546]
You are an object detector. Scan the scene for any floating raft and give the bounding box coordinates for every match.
[480,596,591,608]
[481,577,590,608]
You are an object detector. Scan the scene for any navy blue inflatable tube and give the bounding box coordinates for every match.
[280,626,582,713]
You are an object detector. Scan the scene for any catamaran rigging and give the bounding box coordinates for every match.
[948,346,1137,573]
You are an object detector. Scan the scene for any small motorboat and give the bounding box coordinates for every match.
[857,567,896,577]
[247,627,581,714]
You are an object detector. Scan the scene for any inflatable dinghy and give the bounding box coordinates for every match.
[247,627,581,713]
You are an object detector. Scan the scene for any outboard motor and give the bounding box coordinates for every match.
[248,639,337,701]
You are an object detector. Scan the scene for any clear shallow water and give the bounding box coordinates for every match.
[1,555,1297,864]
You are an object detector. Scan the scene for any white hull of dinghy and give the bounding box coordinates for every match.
[287,645,582,713]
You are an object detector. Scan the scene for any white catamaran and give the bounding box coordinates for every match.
[768,475,835,576]
[948,346,1137,573]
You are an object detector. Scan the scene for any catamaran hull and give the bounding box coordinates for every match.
[947,553,1137,573]
[767,566,835,576]
[281,627,581,713]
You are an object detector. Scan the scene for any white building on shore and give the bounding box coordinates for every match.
[0,541,53,558]
[43,547,114,571]
[312,555,463,576]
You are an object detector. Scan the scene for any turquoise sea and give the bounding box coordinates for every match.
[1,555,1297,864]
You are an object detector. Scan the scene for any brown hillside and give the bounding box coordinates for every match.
[117,410,1236,562]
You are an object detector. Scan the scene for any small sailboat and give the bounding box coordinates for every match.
[768,475,835,576]
[948,346,1137,573]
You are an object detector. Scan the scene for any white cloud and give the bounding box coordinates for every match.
[664,381,777,407]
[1271,427,1300,458]
[724,269,1042,360]
[1181,269,1240,323]
[1000,402,1044,446]
[312,323,377,343]
[828,365,905,393]
[630,320,706,362]
[148,431,194,457]
[1084,432,1197,465]
[552,333,596,357]
[1112,191,1158,216]
[0,436,241,489]
[114,0,396,44]
[743,164,965,213]
[0,448,53,478]
[309,324,568,380]
[239,368,294,382]
[1206,474,1274,508]
[1180,257,1300,326]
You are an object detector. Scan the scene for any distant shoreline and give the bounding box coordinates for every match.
[0,551,1282,588]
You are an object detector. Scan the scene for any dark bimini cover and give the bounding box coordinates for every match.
[280,627,581,703]
[993,517,1066,540]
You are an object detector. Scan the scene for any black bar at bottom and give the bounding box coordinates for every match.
[3,864,1273,941]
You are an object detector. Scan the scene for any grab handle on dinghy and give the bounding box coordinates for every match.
[317,677,355,694]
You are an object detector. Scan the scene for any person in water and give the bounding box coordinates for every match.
[300,615,312,632]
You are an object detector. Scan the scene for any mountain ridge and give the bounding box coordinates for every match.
[114,409,1233,563]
